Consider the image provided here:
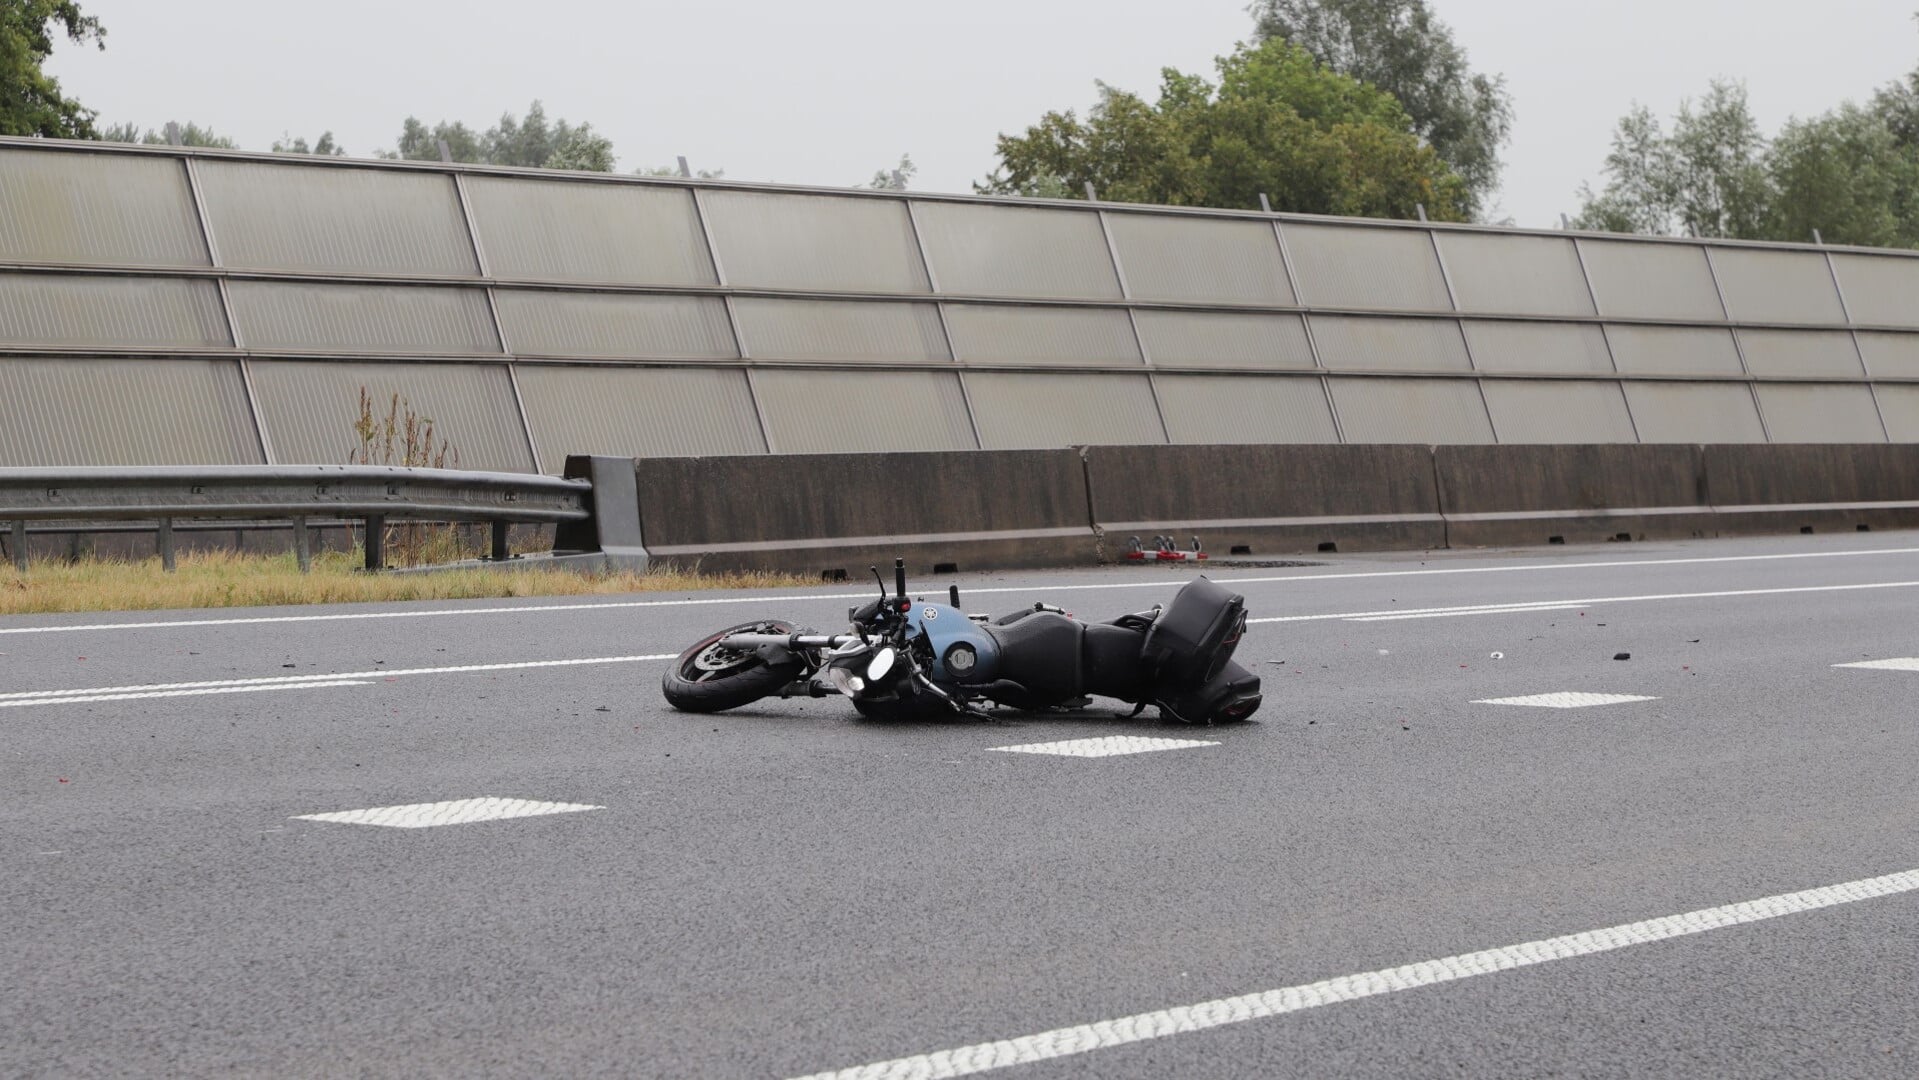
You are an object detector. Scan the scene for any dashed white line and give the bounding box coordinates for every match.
[292,797,603,828]
[1473,692,1659,709]
[0,680,372,709]
[786,865,1919,1080]
[1835,657,1919,671]
[3,546,1913,635]
[0,654,678,708]
[988,736,1219,758]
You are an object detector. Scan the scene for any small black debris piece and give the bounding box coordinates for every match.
[594,706,610,712]
[1613,652,1631,661]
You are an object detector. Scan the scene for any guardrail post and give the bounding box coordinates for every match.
[364,516,385,572]
[8,520,23,572]
[293,517,311,573]
[490,521,510,562]
[157,518,176,572]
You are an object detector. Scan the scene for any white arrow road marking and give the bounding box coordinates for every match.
[293,797,603,828]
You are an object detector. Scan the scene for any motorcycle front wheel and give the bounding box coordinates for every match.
[661,620,804,713]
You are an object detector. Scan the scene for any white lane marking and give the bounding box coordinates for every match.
[293,797,603,829]
[1835,658,1919,671]
[1474,692,1659,708]
[0,654,678,705]
[787,865,1919,1080]
[5,545,1915,636]
[988,736,1219,758]
[0,679,372,709]
[1250,579,1919,624]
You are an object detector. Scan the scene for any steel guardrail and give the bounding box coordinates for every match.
[0,465,591,571]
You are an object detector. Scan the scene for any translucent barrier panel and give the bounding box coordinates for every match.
[1309,316,1471,371]
[514,364,765,471]
[1279,223,1451,310]
[965,372,1164,448]
[732,298,948,362]
[1155,374,1338,443]
[1134,310,1314,369]
[1436,232,1595,316]
[249,360,533,471]
[756,369,976,453]
[1481,379,1636,442]
[0,149,209,266]
[1709,248,1846,325]
[0,274,229,348]
[1753,383,1885,442]
[1734,329,1863,377]
[1622,382,1766,442]
[196,160,477,276]
[228,281,499,354]
[1576,239,1725,320]
[493,290,734,359]
[464,177,715,286]
[1103,213,1293,305]
[1327,376,1494,443]
[0,358,261,466]
[943,304,1140,366]
[1462,321,1612,373]
[912,202,1121,299]
[1872,385,1919,440]
[1856,331,1919,376]
[1831,254,1919,328]
[701,190,930,293]
[1605,324,1742,375]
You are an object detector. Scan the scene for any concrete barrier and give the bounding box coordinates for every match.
[1703,444,1919,534]
[634,449,1098,575]
[1437,444,1713,547]
[1083,444,1445,557]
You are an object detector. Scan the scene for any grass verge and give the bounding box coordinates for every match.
[0,550,814,616]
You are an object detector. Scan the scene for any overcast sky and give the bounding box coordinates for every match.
[41,0,1919,228]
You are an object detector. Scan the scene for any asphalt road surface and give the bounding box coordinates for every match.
[6,533,1919,1078]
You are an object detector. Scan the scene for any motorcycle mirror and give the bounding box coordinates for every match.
[870,565,886,599]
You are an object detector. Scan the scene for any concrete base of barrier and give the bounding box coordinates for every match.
[633,449,1098,576]
[1084,444,1445,556]
[1703,444,1919,536]
[1437,444,1719,547]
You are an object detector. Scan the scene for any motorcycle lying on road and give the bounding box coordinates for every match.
[662,560,1263,724]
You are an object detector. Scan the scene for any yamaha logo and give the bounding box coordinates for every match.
[921,606,938,620]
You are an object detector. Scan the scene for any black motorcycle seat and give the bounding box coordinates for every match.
[984,611,1083,699]
[1082,622,1148,701]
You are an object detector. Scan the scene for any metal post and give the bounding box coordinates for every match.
[1415,203,1428,222]
[437,138,453,163]
[677,156,692,179]
[157,518,176,572]
[294,517,312,573]
[1083,180,1098,202]
[9,520,24,572]
[491,521,511,562]
[1259,193,1272,213]
[364,516,385,571]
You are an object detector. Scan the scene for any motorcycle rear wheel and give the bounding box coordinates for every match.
[662,620,804,713]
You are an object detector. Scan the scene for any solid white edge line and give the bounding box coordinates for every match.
[786,866,1919,1080]
[0,654,679,703]
[4,546,1916,635]
[1248,579,1919,624]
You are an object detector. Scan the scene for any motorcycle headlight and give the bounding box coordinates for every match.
[866,647,897,681]
[826,665,865,696]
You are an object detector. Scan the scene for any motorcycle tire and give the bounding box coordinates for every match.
[662,620,804,713]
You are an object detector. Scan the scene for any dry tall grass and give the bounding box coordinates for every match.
[0,550,812,616]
